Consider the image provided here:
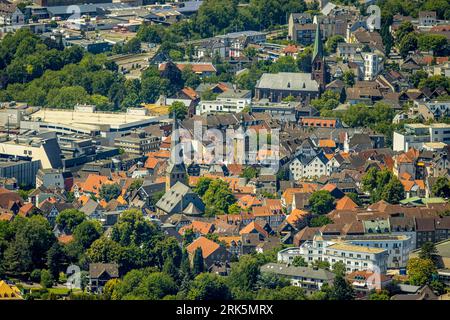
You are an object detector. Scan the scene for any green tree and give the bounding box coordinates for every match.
[330,275,354,300]
[114,269,177,300]
[269,56,299,73]
[46,242,66,280]
[129,179,143,193]
[407,257,436,286]
[418,34,448,56]
[56,209,86,233]
[362,168,405,204]
[309,190,335,215]
[194,177,213,197]
[3,216,55,273]
[395,21,415,42]
[99,183,122,202]
[46,86,91,109]
[40,269,53,289]
[309,215,333,227]
[432,177,450,198]
[187,273,232,300]
[257,272,290,290]
[73,220,102,250]
[381,178,405,204]
[342,71,355,87]
[399,33,418,58]
[419,242,438,265]
[368,290,390,300]
[192,248,204,276]
[168,101,188,120]
[312,260,330,270]
[256,286,307,300]
[326,35,345,53]
[292,256,308,267]
[227,255,261,299]
[202,179,236,215]
[331,261,346,277]
[240,166,258,179]
[86,237,124,265]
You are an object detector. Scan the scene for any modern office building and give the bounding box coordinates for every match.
[393,123,450,152]
[114,130,160,155]
[0,159,40,186]
[0,134,63,169]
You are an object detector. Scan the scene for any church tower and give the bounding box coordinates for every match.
[166,115,187,191]
[311,19,326,91]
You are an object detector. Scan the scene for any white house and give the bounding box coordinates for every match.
[0,2,24,26]
[278,235,389,274]
[289,152,329,180]
[363,53,383,80]
[196,89,252,115]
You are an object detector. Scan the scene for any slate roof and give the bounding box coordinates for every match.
[89,263,119,279]
[261,263,335,281]
[155,182,205,214]
[256,72,319,92]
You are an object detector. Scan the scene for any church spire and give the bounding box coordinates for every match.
[312,18,323,63]
[170,112,178,163]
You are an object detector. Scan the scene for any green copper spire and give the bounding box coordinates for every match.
[312,19,323,62]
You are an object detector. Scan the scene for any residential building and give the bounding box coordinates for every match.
[186,236,228,268]
[418,11,437,27]
[261,263,335,293]
[413,100,450,120]
[35,168,73,191]
[278,235,389,273]
[0,1,24,26]
[299,117,343,128]
[415,217,450,249]
[363,53,382,80]
[336,43,363,60]
[0,280,23,300]
[346,270,392,296]
[197,89,252,115]
[341,234,413,268]
[88,263,119,294]
[289,152,329,180]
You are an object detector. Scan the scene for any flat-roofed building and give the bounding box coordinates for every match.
[0,159,40,187]
[261,263,335,293]
[393,123,450,152]
[20,105,167,143]
[341,234,413,268]
[278,235,389,274]
[0,134,62,169]
[114,130,160,155]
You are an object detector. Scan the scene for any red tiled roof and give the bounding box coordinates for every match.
[179,220,214,236]
[144,157,160,169]
[335,196,358,211]
[58,234,74,244]
[239,221,269,238]
[186,236,220,258]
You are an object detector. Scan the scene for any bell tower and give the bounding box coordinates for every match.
[311,19,326,91]
[166,114,187,191]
